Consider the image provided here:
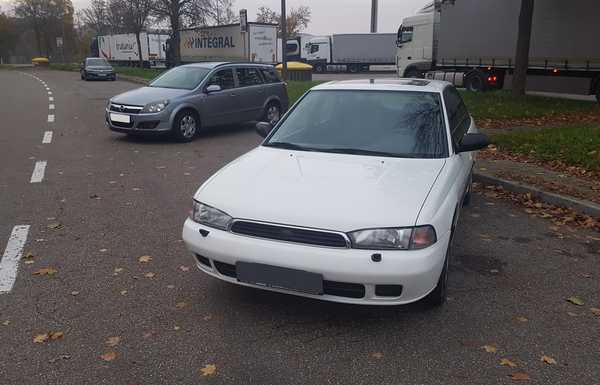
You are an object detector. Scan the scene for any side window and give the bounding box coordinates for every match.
[260,68,281,84]
[236,67,264,87]
[207,69,235,90]
[443,87,470,147]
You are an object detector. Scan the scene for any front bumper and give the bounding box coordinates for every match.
[87,71,115,79]
[182,218,450,305]
[105,108,172,133]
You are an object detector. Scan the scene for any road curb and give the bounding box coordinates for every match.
[117,74,149,85]
[474,172,600,218]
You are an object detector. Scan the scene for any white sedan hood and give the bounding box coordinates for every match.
[196,147,446,232]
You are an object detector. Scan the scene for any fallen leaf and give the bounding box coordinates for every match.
[47,222,63,230]
[515,316,528,322]
[138,255,152,263]
[49,331,64,340]
[500,358,518,368]
[176,302,188,309]
[203,314,212,321]
[100,351,117,362]
[144,272,156,278]
[179,265,190,272]
[199,364,217,377]
[32,268,58,276]
[567,312,579,317]
[173,326,181,331]
[482,344,497,353]
[541,355,557,365]
[24,252,35,260]
[48,354,71,363]
[71,291,80,296]
[106,336,120,347]
[2,320,10,326]
[120,290,128,296]
[33,333,49,343]
[509,372,531,381]
[370,352,384,360]
[566,296,584,306]
[99,248,108,253]
[167,285,175,289]
[113,267,124,275]
[590,307,600,316]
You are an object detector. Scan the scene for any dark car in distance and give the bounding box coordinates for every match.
[81,58,116,81]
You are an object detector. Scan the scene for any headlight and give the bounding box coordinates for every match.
[142,100,169,113]
[190,201,232,230]
[348,225,437,250]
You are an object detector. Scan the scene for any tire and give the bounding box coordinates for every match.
[465,72,486,92]
[314,63,325,73]
[172,109,199,142]
[422,241,450,307]
[262,102,282,125]
[405,68,421,78]
[348,64,359,74]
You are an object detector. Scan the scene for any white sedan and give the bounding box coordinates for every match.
[182,79,489,306]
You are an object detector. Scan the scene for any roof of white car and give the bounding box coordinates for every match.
[312,78,450,93]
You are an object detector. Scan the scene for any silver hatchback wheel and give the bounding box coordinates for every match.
[179,114,197,138]
[266,105,281,125]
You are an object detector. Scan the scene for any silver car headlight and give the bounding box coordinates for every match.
[142,100,169,113]
[191,201,232,230]
[348,225,437,250]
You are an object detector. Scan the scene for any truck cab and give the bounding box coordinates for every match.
[396,6,434,78]
[306,37,331,73]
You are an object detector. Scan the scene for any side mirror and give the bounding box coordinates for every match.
[205,84,221,93]
[457,133,491,153]
[255,122,273,138]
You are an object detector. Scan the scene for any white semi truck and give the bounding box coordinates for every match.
[396,0,600,101]
[306,33,397,73]
[96,33,169,67]
[179,23,279,64]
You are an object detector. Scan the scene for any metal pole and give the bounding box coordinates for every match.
[370,0,378,33]
[281,0,288,80]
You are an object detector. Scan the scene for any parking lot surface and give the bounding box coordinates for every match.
[0,69,599,385]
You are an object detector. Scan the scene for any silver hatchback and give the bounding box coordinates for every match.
[105,62,289,142]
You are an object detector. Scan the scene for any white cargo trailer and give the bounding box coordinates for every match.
[179,23,278,64]
[396,0,600,101]
[305,33,397,73]
[97,33,168,67]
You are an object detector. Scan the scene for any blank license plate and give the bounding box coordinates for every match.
[236,262,323,295]
[110,113,130,123]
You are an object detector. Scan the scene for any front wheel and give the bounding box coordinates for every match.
[422,247,449,307]
[172,110,198,142]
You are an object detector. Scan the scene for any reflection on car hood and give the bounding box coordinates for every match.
[196,146,446,232]
[111,87,190,106]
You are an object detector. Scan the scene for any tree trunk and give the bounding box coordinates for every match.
[170,10,180,66]
[135,31,144,68]
[512,0,535,97]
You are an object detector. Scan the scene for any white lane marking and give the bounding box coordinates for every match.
[49,104,55,110]
[48,115,55,123]
[48,91,52,95]
[49,97,54,102]
[30,161,47,183]
[42,131,53,144]
[0,225,31,294]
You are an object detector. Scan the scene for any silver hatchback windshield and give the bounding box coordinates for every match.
[265,90,448,159]
[150,66,211,90]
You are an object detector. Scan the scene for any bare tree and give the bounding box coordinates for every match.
[80,0,110,35]
[256,5,311,37]
[512,0,534,96]
[0,12,18,63]
[113,0,153,67]
[209,0,238,25]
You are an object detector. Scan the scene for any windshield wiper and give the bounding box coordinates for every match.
[264,142,316,151]
[316,148,414,158]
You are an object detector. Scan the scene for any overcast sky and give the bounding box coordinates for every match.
[0,0,426,34]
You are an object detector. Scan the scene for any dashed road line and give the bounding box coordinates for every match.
[0,225,31,294]
[48,91,52,95]
[49,97,54,102]
[42,131,53,144]
[49,104,55,110]
[30,161,47,183]
[48,114,55,123]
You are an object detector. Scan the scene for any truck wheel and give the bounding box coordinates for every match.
[348,64,359,73]
[405,68,421,78]
[314,64,325,73]
[465,72,486,92]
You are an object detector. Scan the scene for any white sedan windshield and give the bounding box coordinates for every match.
[266,90,448,158]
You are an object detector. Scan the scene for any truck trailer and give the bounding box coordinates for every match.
[179,23,279,64]
[306,33,397,73]
[96,33,168,67]
[396,0,600,101]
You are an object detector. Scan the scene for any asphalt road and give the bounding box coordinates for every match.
[0,68,599,385]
